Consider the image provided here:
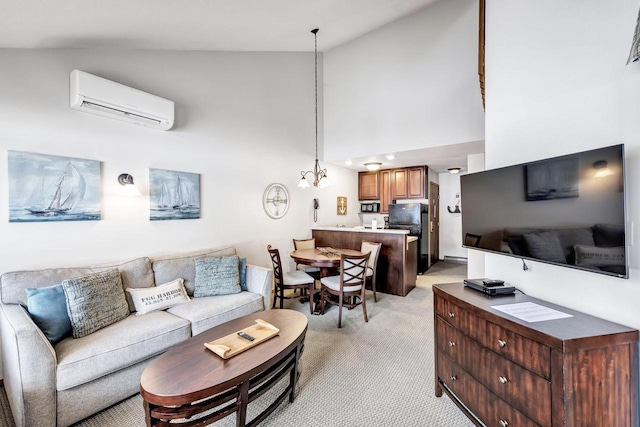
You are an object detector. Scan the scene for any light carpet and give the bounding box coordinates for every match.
[0,262,473,427]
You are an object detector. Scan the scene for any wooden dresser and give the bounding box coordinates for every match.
[433,283,638,427]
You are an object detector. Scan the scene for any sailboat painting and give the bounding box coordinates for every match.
[8,151,101,222]
[149,168,200,220]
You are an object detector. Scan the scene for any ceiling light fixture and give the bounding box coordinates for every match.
[298,28,330,189]
[448,167,462,174]
[386,154,395,160]
[364,162,382,171]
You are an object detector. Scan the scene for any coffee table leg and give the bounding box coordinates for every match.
[143,400,153,427]
[237,381,250,427]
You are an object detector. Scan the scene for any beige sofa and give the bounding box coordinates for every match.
[0,246,272,427]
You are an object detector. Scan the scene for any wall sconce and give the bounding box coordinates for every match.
[448,167,462,174]
[118,173,142,196]
[364,162,382,171]
[593,160,614,178]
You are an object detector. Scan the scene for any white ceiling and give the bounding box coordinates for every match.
[1,0,483,172]
[0,0,440,51]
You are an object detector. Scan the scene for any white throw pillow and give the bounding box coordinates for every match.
[126,278,190,316]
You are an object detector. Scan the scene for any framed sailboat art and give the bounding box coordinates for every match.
[8,151,101,222]
[149,168,200,220]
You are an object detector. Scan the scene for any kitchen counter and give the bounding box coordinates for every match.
[311,228,417,296]
[312,226,409,234]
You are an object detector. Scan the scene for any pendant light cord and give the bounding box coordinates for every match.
[312,28,319,161]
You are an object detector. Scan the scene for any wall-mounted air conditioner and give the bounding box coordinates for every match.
[70,70,175,130]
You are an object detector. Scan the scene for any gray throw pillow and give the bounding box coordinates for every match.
[194,256,241,297]
[62,269,130,338]
[522,231,567,264]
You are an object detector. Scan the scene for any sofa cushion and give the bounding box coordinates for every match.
[555,228,595,265]
[522,231,566,263]
[26,284,72,344]
[194,256,241,297]
[239,257,248,291]
[152,247,237,296]
[55,310,191,391]
[592,223,625,247]
[0,257,154,310]
[62,269,130,338]
[126,278,190,316]
[167,292,263,335]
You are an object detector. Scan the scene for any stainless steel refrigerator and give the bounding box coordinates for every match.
[387,203,430,274]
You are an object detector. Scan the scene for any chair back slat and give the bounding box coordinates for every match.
[267,245,284,285]
[340,253,369,286]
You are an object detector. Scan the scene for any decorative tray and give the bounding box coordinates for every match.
[204,319,280,359]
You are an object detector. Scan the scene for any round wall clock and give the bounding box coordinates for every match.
[262,183,289,219]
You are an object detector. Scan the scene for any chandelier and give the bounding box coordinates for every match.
[298,28,330,188]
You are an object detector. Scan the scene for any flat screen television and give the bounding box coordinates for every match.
[461,144,627,278]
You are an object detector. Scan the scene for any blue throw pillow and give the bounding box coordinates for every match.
[26,284,72,344]
[239,257,247,291]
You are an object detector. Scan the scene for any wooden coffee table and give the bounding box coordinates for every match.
[140,310,308,427]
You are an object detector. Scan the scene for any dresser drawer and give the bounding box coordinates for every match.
[436,295,551,379]
[437,318,551,426]
[438,351,540,427]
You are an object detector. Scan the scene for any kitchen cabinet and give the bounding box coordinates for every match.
[379,170,391,214]
[312,227,416,296]
[358,172,379,200]
[407,166,425,198]
[358,166,427,203]
[390,169,408,199]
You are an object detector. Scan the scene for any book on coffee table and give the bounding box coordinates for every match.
[204,319,280,359]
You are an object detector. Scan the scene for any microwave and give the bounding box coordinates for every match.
[360,202,380,213]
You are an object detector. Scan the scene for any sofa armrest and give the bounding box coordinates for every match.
[0,303,57,427]
[245,264,273,310]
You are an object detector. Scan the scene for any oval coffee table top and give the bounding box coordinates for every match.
[140,309,308,406]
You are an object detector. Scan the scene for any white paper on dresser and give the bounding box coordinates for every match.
[491,302,573,323]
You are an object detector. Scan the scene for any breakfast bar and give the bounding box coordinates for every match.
[311,227,417,296]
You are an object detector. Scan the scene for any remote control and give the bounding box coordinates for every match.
[482,279,505,287]
[237,332,255,342]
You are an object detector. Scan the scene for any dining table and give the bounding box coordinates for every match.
[290,247,363,278]
[290,247,363,314]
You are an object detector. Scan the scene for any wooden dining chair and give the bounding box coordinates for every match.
[361,241,382,302]
[292,238,321,279]
[267,245,315,314]
[319,252,369,328]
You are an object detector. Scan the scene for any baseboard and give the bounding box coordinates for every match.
[443,256,467,264]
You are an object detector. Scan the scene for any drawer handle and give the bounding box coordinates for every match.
[449,375,457,381]
[448,312,455,318]
[498,339,507,348]
[448,341,456,347]
[498,376,508,384]
[499,420,509,427]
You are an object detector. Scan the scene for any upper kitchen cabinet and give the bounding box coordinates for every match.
[390,169,408,200]
[358,171,380,200]
[359,166,427,205]
[379,170,391,214]
[407,166,426,198]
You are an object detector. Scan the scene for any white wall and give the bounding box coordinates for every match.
[438,172,464,260]
[323,0,485,162]
[0,49,359,278]
[485,0,640,330]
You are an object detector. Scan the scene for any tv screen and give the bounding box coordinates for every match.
[461,144,627,278]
